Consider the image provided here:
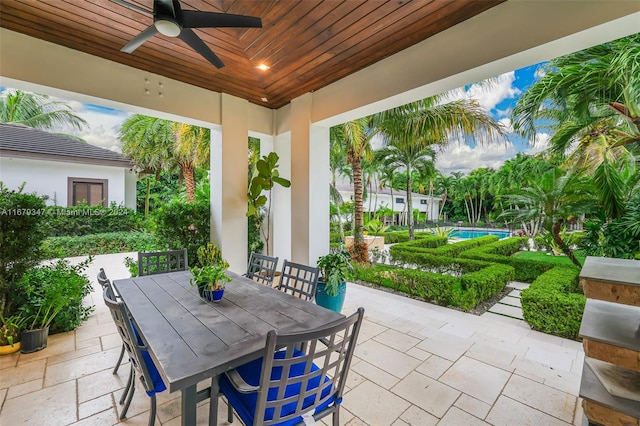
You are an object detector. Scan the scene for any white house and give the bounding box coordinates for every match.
[0,123,137,209]
[336,183,440,226]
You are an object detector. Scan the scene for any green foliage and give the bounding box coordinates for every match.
[425,235,498,258]
[124,256,138,277]
[520,266,584,340]
[461,263,515,303]
[246,152,291,218]
[514,250,587,266]
[459,237,551,282]
[0,184,48,316]
[196,243,229,269]
[190,265,231,291]
[14,258,93,333]
[40,232,159,259]
[248,212,264,255]
[364,219,388,234]
[153,197,210,267]
[44,203,142,237]
[384,231,445,244]
[317,247,352,296]
[0,313,27,346]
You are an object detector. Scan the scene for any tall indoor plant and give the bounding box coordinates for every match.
[315,247,352,313]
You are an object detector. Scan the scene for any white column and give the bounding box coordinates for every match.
[210,94,249,273]
[289,94,330,265]
[272,131,291,263]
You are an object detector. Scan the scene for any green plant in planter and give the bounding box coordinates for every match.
[0,313,27,347]
[190,265,232,291]
[197,243,229,269]
[317,247,353,297]
[16,257,93,332]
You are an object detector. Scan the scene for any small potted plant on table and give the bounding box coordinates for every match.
[316,246,352,313]
[190,244,231,302]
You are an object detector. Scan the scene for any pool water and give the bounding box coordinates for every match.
[449,229,511,239]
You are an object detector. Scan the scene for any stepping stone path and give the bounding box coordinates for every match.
[486,281,530,321]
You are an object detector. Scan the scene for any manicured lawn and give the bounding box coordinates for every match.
[514,250,586,266]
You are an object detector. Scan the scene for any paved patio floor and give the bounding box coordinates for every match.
[0,253,585,425]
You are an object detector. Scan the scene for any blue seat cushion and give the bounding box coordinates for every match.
[220,349,334,426]
[131,322,166,396]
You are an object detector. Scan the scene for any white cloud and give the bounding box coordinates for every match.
[524,132,550,155]
[460,71,522,113]
[52,108,130,153]
[435,138,516,175]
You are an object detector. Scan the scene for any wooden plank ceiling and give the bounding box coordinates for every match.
[0,0,503,109]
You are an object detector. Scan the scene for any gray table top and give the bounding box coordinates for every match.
[113,270,344,392]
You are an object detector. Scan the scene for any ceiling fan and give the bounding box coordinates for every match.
[112,0,262,68]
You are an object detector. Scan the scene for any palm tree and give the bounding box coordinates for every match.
[329,127,350,242]
[377,143,435,238]
[0,89,87,132]
[500,167,596,267]
[173,123,210,203]
[120,115,175,217]
[512,34,640,218]
[373,95,504,239]
[434,172,453,222]
[377,163,397,225]
[338,118,378,245]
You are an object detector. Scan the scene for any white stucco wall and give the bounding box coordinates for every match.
[0,156,135,209]
[339,190,440,221]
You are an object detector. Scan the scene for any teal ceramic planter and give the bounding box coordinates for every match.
[315,280,346,313]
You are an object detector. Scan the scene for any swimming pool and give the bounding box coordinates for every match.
[449,229,511,239]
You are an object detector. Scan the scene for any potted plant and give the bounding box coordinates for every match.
[315,246,352,313]
[190,265,232,302]
[191,244,231,301]
[0,313,27,355]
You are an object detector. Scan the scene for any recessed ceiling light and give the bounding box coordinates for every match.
[256,63,270,71]
[261,97,268,102]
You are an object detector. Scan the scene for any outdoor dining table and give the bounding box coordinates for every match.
[113,270,344,426]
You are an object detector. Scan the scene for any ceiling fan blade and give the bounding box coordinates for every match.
[155,0,177,18]
[181,11,262,29]
[121,25,158,53]
[179,28,225,68]
[110,0,151,14]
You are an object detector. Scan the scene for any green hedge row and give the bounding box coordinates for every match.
[384,231,440,244]
[353,261,514,311]
[43,204,142,237]
[520,265,585,340]
[460,237,552,282]
[40,232,160,259]
[425,235,499,258]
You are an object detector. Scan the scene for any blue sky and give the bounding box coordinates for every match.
[1,61,548,175]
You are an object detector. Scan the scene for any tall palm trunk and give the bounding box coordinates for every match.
[552,221,581,267]
[332,174,345,243]
[390,186,395,225]
[406,166,414,240]
[183,163,196,203]
[353,158,365,243]
[145,177,151,219]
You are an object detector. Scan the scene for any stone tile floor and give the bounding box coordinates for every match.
[0,253,585,425]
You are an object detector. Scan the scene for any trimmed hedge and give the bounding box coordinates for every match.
[40,232,159,259]
[384,231,441,244]
[460,237,553,282]
[425,235,499,258]
[44,204,142,237]
[520,265,584,340]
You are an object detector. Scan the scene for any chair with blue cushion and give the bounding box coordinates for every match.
[275,260,319,302]
[245,252,279,286]
[96,268,126,375]
[219,307,364,426]
[138,249,188,276]
[103,285,166,426]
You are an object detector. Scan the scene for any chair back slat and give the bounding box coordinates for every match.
[102,286,158,394]
[246,252,279,286]
[254,308,364,425]
[138,249,188,276]
[276,260,319,301]
[97,268,110,289]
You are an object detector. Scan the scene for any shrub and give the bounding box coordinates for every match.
[43,203,142,237]
[425,235,498,258]
[14,258,94,334]
[520,266,584,340]
[153,197,210,267]
[0,184,48,316]
[40,232,159,259]
[384,231,439,244]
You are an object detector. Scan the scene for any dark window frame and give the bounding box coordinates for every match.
[68,177,108,207]
[395,197,405,204]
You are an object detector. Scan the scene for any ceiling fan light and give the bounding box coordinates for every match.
[155,19,181,37]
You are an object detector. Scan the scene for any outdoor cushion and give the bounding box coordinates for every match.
[132,322,166,396]
[220,349,334,426]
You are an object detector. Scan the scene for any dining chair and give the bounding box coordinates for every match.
[245,252,279,286]
[97,268,126,375]
[275,260,320,301]
[103,285,166,426]
[219,307,364,426]
[138,249,188,276]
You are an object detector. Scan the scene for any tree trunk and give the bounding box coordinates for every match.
[406,167,414,240]
[183,162,196,203]
[353,158,365,243]
[144,176,151,219]
[552,221,582,267]
[390,187,395,225]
